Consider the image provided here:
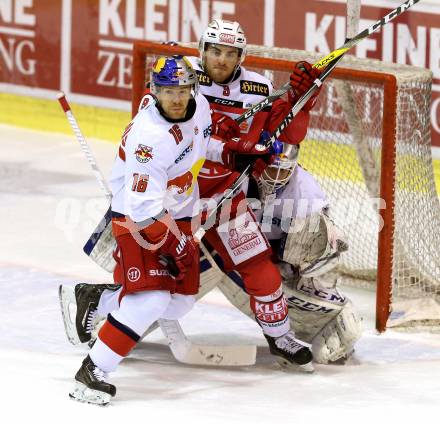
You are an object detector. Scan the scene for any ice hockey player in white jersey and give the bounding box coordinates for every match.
[62,21,319,377]
[66,55,272,405]
[207,137,363,364]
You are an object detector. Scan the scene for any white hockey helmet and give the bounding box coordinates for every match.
[199,19,247,67]
[259,138,299,194]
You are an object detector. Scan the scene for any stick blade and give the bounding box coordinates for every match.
[176,343,257,367]
[158,319,256,367]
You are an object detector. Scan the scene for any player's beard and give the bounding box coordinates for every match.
[210,67,232,84]
[205,60,235,84]
[166,102,187,119]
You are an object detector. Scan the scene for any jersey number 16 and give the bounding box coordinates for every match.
[132,173,149,192]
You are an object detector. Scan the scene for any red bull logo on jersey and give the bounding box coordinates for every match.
[167,171,193,194]
[135,144,153,163]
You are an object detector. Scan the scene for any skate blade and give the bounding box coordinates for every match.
[277,358,315,373]
[69,382,112,406]
[58,285,81,345]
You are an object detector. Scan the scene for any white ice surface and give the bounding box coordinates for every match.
[0,125,439,423]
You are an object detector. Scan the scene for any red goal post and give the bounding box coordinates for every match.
[131,41,438,332]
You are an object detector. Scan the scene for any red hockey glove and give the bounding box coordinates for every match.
[158,230,197,281]
[289,61,322,112]
[222,138,273,173]
[211,112,241,140]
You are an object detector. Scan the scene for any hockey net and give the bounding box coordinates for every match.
[132,41,440,332]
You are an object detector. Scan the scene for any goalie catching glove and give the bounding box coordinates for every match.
[289,61,322,112]
[221,138,273,177]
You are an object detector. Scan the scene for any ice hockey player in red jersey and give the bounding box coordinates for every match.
[200,138,362,364]
[186,20,322,369]
[67,55,271,405]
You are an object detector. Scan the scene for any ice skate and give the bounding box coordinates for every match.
[69,355,116,405]
[59,283,119,345]
[265,331,314,372]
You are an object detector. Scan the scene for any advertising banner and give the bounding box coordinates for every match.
[0,0,61,89]
[0,0,439,144]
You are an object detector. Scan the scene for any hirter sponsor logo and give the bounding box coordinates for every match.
[127,267,141,282]
[135,144,153,163]
[219,33,236,44]
[240,80,269,96]
[196,70,212,86]
[228,219,261,255]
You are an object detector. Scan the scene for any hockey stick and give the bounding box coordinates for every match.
[265,0,421,146]
[58,95,112,201]
[57,92,256,366]
[226,0,422,189]
[236,0,420,124]
[57,94,116,272]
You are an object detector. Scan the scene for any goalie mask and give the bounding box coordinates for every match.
[150,55,198,96]
[258,138,298,200]
[199,19,247,78]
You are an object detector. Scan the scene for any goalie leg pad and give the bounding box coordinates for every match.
[283,275,346,344]
[196,243,225,300]
[218,270,363,365]
[311,299,363,364]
